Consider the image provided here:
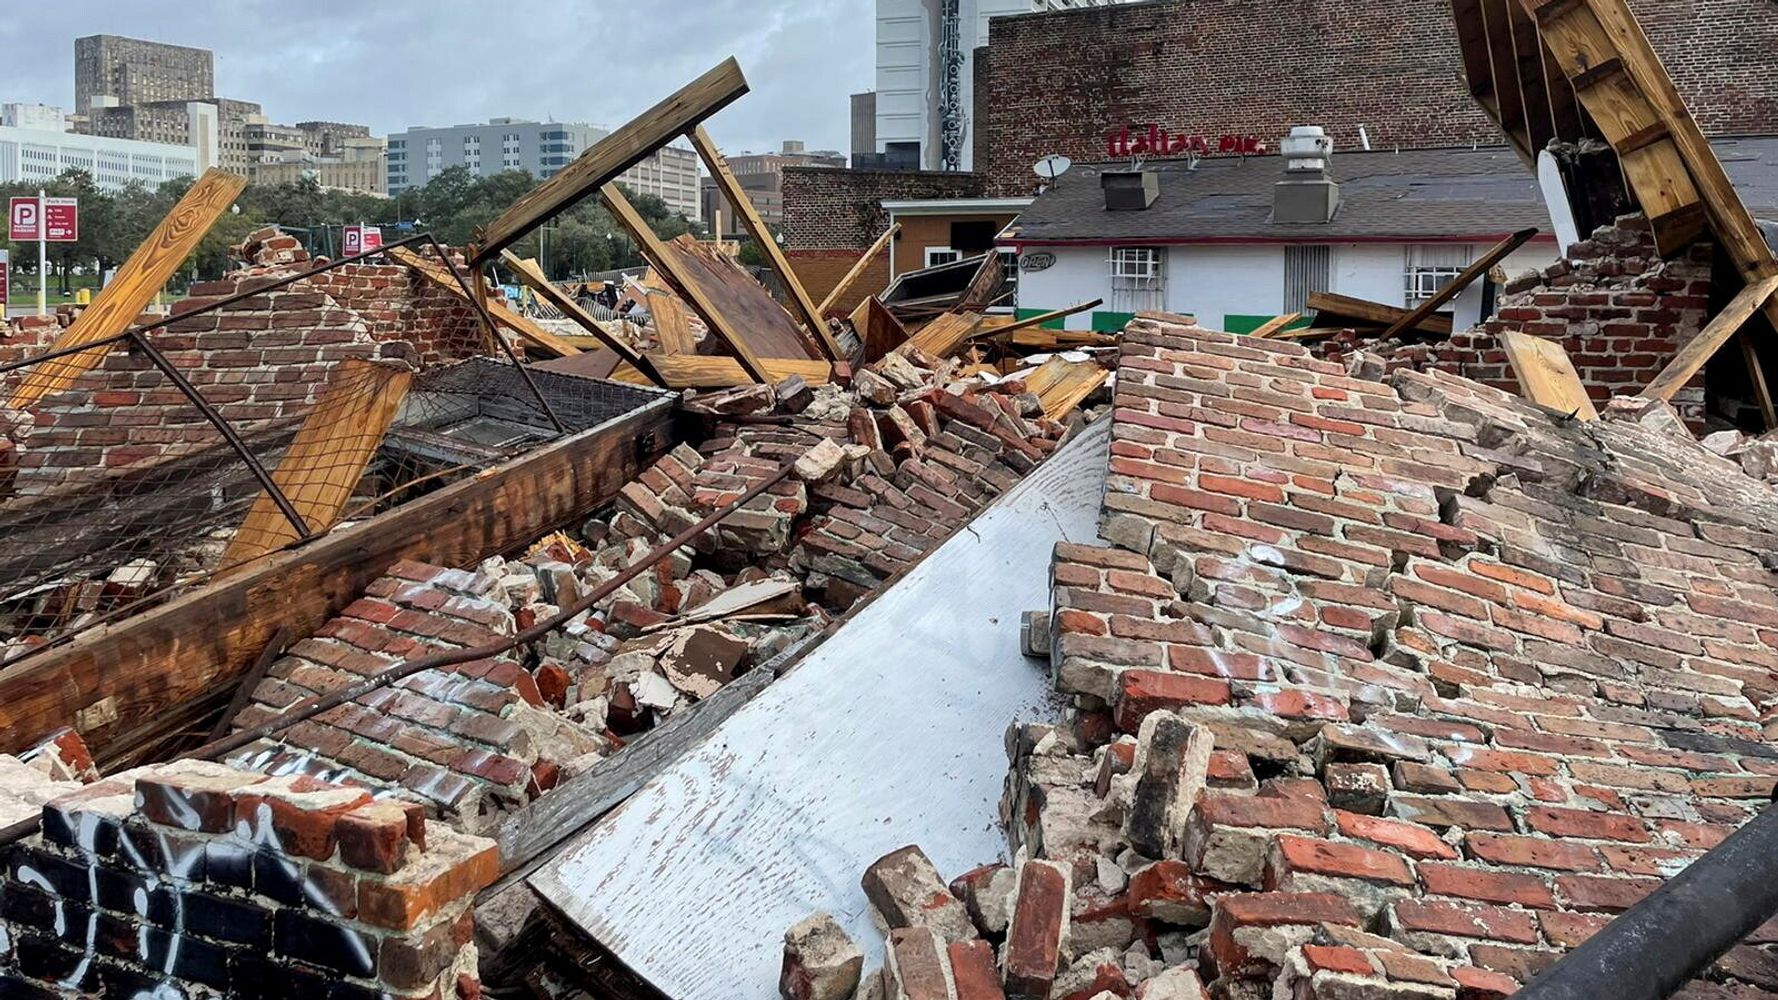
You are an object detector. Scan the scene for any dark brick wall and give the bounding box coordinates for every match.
[973,0,1778,196]
[782,167,986,251]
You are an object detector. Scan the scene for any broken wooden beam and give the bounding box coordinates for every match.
[1640,273,1778,403]
[8,169,246,410]
[819,224,900,317]
[1308,292,1455,336]
[1246,312,1303,339]
[1380,227,1539,339]
[687,125,843,362]
[965,300,1106,344]
[473,58,749,264]
[500,251,664,385]
[1498,328,1599,419]
[222,359,415,564]
[607,354,834,389]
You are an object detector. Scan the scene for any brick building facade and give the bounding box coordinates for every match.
[971,0,1778,196]
[782,167,989,310]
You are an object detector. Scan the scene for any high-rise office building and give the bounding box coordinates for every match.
[74,35,214,113]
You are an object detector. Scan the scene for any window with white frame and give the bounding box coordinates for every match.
[1109,247,1165,313]
[1404,245,1475,305]
[925,247,963,267]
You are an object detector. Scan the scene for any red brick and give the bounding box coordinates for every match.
[1004,861,1069,1000]
[337,800,414,874]
[1390,899,1540,944]
[1114,669,1232,730]
[1524,806,1649,843]
[886,928,952,1000]
[948,940,1005,1000]
[1466,834,1601,872]
[1196,791,1330,834]
[1128,859,1231,925]
[1336,811,1458,860]
[1419,863,1556,909]
[1301,944,1375,976]
[1553,874,1661,913]
[1452,964,1520,1000]
[1207,892,1361,978]
[1268,834,1416,886]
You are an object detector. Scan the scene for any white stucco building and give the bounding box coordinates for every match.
[1000,146,1561,333]
[0,123,201,191]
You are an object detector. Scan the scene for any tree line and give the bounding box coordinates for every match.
[0,164,697,293]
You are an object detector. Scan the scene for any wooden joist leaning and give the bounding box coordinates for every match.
[1308,292,1455,337]
[1380,228,1538,339]
[387,246,585,359]
[500,251,664,386]
[1641,274,1778,404]
[474,59,749,264]
[1247,313,1303,339]
[687,125,842,362]
[8,169,246,410]
[222,359,415,564]
[819,224,899,317]
[1497,329,1599,420]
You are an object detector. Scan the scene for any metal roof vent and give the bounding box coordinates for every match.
[1102,170,1160,211]
[1274,125,1340,224]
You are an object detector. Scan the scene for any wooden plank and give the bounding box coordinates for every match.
[687,125,842,362]
[500,251,663,385]
[607,354,833,389]
[387,247,584,359]
[818,224,900,317]
[1247,312,1303,339]
[601,185,774,382]
[1641,274,1778,402]
[1023,358,1109,421]
[1481,0,1531,150]
[473,59,749,264]
[1381,227,1539,339]
[222,359,414,564]
[1739,331,1778,429]
[859,297,912,365]
[647,286,697,355]
[1008,328,1118,349]
[8,169,246,410]
[1498,329,1600,418]
[957,252,1005,312]
[0,397,676,757]
[900,311,983,358]
[1308,292,1455,335]
[1582,0,1778,277]
[968,300,1106,342]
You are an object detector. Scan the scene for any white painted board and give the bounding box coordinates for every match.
[530,419,1110,998]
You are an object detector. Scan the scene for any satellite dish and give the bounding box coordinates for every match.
[1033,154,1073,186]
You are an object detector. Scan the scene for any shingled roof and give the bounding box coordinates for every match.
[1004,137,1778,246]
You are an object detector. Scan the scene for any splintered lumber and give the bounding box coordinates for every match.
[474,59,748,263]
[1641,274,1778,403]
[1497,329,1599,420]
[688,126,841,362]
[1381,227,1539,339]
[1308,292,1455,336]
[607,354,833,389]
[387,246,583,359]
[859,297,912,365]
[899,311,983,357]
[602,186,770,382]
[8,169,246,410]
[819,223,900,316]
[966,300,1105,343]
[647,286,697,355]
[1526,0,1705,253]
[0,396,676,757]
[1023,357,1109,421]
[958,251,1006,312]
[1247,312,1303,339]
[501,251,663,385]
[1009,328,1118,349]
[222,359,414,564]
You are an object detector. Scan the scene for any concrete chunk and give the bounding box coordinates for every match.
[863,844,979,943]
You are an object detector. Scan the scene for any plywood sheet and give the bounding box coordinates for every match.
[530,420,1109,999]
[1497,329,1599,419]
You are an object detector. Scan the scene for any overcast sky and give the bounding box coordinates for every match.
[0,0,874,155]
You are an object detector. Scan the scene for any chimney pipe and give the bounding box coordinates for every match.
[1273,125,1340,224]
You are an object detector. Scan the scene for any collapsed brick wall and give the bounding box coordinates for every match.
[1316,215,1715,429]
[782,166,986,251]
[972,0,1778,196]
[0,760,498,999]
[1008,317,1778,998]
[0,245,483,495]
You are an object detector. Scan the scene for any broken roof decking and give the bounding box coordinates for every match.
[528,419,1109,998]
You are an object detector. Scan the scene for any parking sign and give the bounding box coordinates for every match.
[7,197,77,242]
[9,198,39,241]
[342,225,383,256]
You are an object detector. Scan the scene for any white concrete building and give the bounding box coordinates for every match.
[1,104,70,132]
[874,0,1143,172]
[0,124,201,191]
[1001,146,1561,333]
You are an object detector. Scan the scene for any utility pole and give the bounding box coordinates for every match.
[36,189,47,317]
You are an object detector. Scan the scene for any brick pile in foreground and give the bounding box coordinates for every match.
[810,315,1778,1000]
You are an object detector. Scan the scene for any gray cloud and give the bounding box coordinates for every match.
[0,0,873,155]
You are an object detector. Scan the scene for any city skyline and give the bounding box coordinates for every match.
[0,0,871,157]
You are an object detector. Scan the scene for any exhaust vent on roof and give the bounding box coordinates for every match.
[1102,170,1159,211]
[1274,125,1340,224]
